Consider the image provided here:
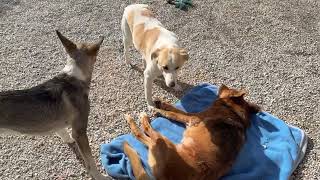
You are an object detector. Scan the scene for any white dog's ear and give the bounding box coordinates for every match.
[151,49,160,61]
[179,48,189,61]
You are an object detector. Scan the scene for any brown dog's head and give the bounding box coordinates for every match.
[56,30,104,83]
[218,84,260,127]
[151,47,188,88]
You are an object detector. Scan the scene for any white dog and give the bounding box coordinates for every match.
[121,4,189,109]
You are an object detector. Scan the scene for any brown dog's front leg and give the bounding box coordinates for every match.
[72,128,107,180]
[154,99,189,115]
[154,108,201,125]
[140,112,158,139]
[125,114,152,147]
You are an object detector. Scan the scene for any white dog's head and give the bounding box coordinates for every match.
[151,48,188,87]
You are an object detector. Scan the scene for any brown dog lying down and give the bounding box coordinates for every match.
[123,85,260,180]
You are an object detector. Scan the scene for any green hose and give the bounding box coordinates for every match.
[167,0,193,10]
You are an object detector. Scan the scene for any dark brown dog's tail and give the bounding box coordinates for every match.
[123,141,150,180]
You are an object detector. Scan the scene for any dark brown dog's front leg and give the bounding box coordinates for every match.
[154,99,189,115]
[154,99,201,120]
[72,127,107,180]
[154,108,201,125]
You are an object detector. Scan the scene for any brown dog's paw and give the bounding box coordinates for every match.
[125,114,134,124]
[154,97,170,109]
[153,97,163,109]
[152,108,166,118]
[139,112,149,120]
[154,100,162,109]
[151,108,160,117]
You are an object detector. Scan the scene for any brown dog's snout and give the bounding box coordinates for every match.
[168,82,175,87]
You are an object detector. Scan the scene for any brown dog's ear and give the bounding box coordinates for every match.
[219,85,247,98]
[179,48,189,61]
[233,90,247,97]
[56,30,77,54]
[151,49,160,61]
[87,36,104,55]
[218,84,229,97]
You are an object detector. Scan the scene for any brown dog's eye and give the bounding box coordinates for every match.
[163,66,168,70]
[175,67,179,70]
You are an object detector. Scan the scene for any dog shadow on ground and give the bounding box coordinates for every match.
[130,64,194,99]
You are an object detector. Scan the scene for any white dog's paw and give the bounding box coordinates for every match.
[125,62,133,68]
[124,56,133,68]
[173,84,183,91]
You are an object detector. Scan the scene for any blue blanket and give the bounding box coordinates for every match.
[100,83,307,180]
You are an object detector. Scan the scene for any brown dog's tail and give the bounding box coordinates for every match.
[123,141,150,180]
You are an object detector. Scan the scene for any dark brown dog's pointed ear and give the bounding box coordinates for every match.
[88,36,104,55]
[233,90,247,97]
[56,30,77,54]
[218,84,229,96]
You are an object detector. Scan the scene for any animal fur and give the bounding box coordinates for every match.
[123,85,260,180]
[0,31,107,180]
[121,4,189,109]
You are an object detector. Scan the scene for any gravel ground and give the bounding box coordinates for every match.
[0,0,319,179]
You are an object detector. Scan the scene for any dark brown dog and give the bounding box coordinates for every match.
[123,84,260,180]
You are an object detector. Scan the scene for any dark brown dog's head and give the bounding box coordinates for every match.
[218,84,260,128]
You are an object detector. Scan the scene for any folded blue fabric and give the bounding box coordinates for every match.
[100,83,307,180]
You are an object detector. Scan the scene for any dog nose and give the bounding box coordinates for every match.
[169,82,175,87]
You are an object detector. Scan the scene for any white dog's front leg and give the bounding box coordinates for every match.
[143,59,146,69]
[123,38,131,66]
[121,16,132,67]
[144,70,155,110]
